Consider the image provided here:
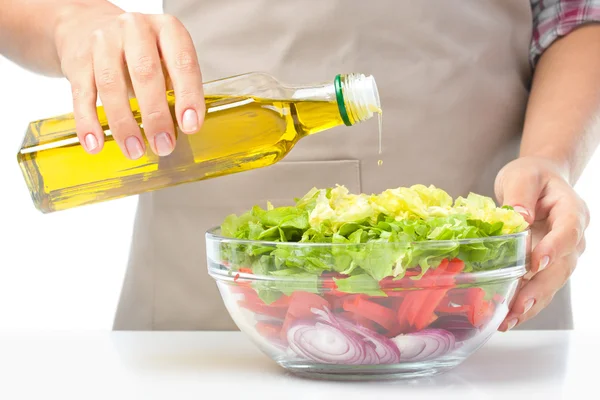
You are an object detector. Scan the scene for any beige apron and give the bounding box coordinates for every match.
[113,0,572,331]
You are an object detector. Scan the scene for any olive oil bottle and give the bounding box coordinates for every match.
[17,72,381,213]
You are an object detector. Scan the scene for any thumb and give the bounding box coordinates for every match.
[495,167,542,224]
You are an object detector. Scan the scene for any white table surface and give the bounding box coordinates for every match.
[0,330,595,399]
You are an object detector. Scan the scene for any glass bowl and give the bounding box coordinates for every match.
[206,227,530,381]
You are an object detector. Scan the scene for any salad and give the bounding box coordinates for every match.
[213,184,529,366]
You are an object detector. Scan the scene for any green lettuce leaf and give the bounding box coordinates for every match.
[334,274,387,296]
[218,184,529,295]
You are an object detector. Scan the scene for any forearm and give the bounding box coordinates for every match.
[0,0,121,77]
[520,23,600,185]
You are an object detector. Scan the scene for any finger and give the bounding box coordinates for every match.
[531,198,587,274]
[495,165,543,224]
[121,12,175,156]
[498,253,577,331]
[65,58,104,154]
[92,29,145,160]
[577,235,586,256]
[152,14,206,134]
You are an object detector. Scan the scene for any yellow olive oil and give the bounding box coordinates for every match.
[17,73,381,213]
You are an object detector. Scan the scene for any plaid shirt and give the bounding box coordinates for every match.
[531,0,600,66]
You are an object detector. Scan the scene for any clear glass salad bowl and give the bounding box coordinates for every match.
[206,227,530,381]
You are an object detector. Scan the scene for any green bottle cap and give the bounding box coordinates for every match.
[334,74,352,126]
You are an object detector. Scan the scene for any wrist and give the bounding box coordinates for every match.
[517,150,572,183]
[52,3,88,70]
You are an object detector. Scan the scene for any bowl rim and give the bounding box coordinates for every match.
[205,226,530,247]
[208,263,528,285]
[206,226,530,285]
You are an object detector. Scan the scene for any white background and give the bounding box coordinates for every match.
[0,0,598,332]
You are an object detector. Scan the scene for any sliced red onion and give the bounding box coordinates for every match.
[398,334,440,361]
[363,342,379,365]
[392,329,456,362]
[429,315,479,341]
[311,307,401,364]
[338,319,401,364]
[391,335,427,360]
[287,320,366,364]
[411,329,455,359]
[310,307,339,327]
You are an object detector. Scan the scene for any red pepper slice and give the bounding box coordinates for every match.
[236,289,290,314]
[342,296,396,331]
[245,289,264,305]
[447,258,466,273]
[400,258,468,330]
[405,293,426,326]
[429,313,439,325]
[255,321,282,340]
[322,279,337,290]
[381,289,411,297]
[331,294,367,311]
[279,292,331,344]
[472,301,494,327]
[321,279,348,298]
[338,311,382,332]
[413,288,449,330]
[286,291,330,319]
[492,293,505,304]
[379,270,421,291]
[238,267,253,274]
[379,276,399,289]
[396,290,414,330]
[448,288,469,302]
[270,294,291,308]
[328,289,349,297]
[466,287,492,327]
[238,301,287,319]
[229,285,253,295]
[233,286,262,304]
[437,259,465,286]
[388,295,406,311]
[405,262,447,325]
[436,303,472,314]
[466,288,485,308]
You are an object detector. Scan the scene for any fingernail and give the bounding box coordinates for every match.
[155,132,173,156]
[125,136,144,160]
[182,109,199,133]
[539,256,550,272]
[84,133,98,152]
[513,206,530,217]
[524,298,535,314]
[507,318,518,330]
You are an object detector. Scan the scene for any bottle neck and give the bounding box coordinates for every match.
[335,73,381,126]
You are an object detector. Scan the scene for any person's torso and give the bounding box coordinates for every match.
[113,0,568,332]
[167,0,533,198]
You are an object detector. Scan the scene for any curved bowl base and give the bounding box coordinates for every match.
[278,358,463,381]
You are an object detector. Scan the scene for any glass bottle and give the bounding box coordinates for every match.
[17,72,381,213]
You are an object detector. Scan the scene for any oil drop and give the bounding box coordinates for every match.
[377,110,383,166]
